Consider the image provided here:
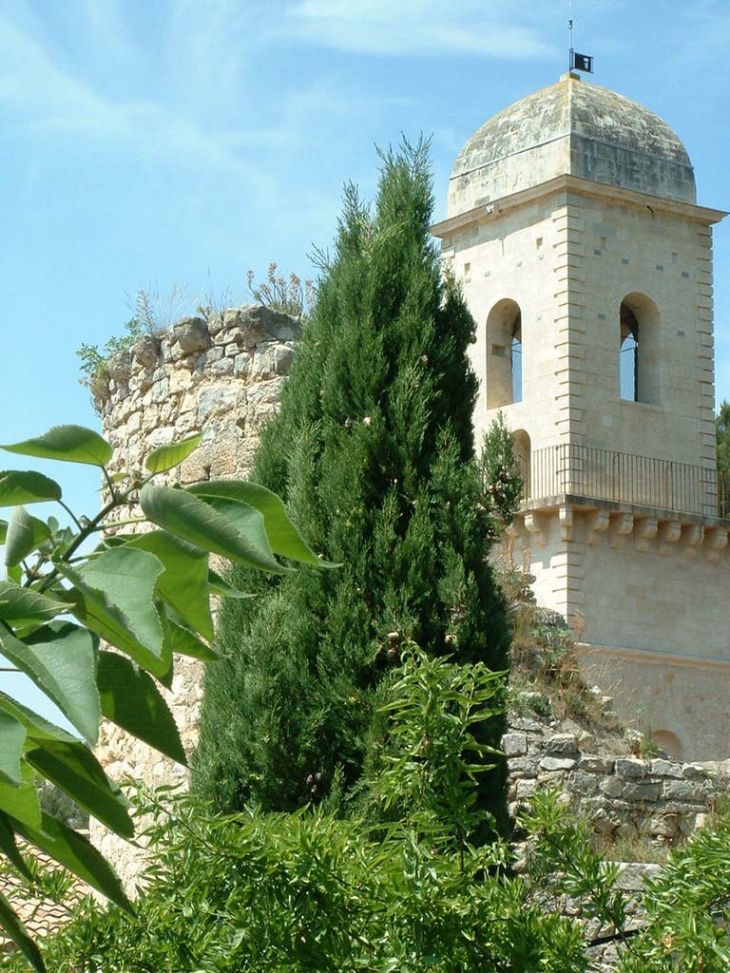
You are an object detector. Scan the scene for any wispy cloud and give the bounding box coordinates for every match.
[0,11,291,175]
[78,0,136,66]
[278,0,555,58]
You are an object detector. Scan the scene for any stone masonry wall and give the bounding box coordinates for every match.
[91,305,300,887]
[506,715,730,843]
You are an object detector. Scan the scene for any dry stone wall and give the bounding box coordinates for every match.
[506,714,730,842]
[91,305,300,886]
[97,305,299,487]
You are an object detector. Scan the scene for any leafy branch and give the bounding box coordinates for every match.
[0,423,326,971]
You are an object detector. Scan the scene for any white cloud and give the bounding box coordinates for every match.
[0,12,281,178]
[0,16,128,137]
[79,0,135,65]
[278,0,555,58]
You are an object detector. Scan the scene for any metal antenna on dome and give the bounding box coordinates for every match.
[568,0,574,73]
[568,0,594,75]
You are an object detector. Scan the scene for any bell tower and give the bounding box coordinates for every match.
[433,73,728,761]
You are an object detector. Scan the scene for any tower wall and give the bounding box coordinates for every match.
[442,184,717,475]
[90,304,300,888]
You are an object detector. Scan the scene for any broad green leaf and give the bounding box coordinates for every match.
[189,480,327,565]
[58,548,170,678]
[0,812,33,880]
[11,811,132,912]
[0,622,100,745]
[26,742,133,838]
[0,710,25,785]
[0,520,7,544]
[6,564,21,584]
[0,692,131,837]
[4,506,52,567]
[145,431,203,473]
[1,424,112,467]
[0,763,40,831]
[191,496,275,568]
[169,620,219,662]
[140,484,288,574]
[0,582,67,626]
[127,530,213,640]
[208,568,255,599]
[0,690,85,747]
[0,890,46,973]
[0,470,62,506]
[97,651,186,764]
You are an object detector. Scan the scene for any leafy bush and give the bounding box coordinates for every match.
[0,424,320,970]
[247,262,316,318]
[6,650,730,972]
[8,652,592,973]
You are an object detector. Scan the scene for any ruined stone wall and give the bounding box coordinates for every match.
[91,305,300,887]
[97,305,299,487]
[505,716,730,843]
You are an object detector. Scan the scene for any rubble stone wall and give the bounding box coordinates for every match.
[506,716,730,842]
[91,305,300,888]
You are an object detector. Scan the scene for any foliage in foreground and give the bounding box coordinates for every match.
[0,424,321,970]
[9,649,730,973]
[6,651,586,973]
[194,140,512,832]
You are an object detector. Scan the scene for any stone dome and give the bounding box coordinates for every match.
[447,73,696,217]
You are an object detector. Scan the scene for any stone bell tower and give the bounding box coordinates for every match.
[432,73,728,761]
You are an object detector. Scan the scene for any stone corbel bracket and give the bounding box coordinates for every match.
[588,508,610,544]
[524,510,546,546]
[682,523,705,560]
[705,526,728,562]
[634,517,658,552]
[559,504,573,542]
[658,520,682,556]
[609,512,634,549]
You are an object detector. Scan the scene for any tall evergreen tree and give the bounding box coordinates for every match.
[193,141,511,831]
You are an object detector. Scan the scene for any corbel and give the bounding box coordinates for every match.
[588,508,610,544]
[658,520,681,556]
[559,503,573,542]
[682,523,705,560]
[609,512,633,549]
[634,517,658,552]
[524,511,546,546]
[705,526,728,562]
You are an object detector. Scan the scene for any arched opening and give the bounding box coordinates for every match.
[652,729,683,762]
[513,429,531,500]
[619,293,661,405]
[486,299,523,408]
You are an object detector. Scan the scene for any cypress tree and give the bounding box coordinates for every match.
[193,141,511,831]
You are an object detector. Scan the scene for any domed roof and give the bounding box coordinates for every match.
[447,73,695,217]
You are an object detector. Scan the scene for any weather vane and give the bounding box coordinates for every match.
[569,0,594,75]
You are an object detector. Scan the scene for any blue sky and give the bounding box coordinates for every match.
[1,1,729,714]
